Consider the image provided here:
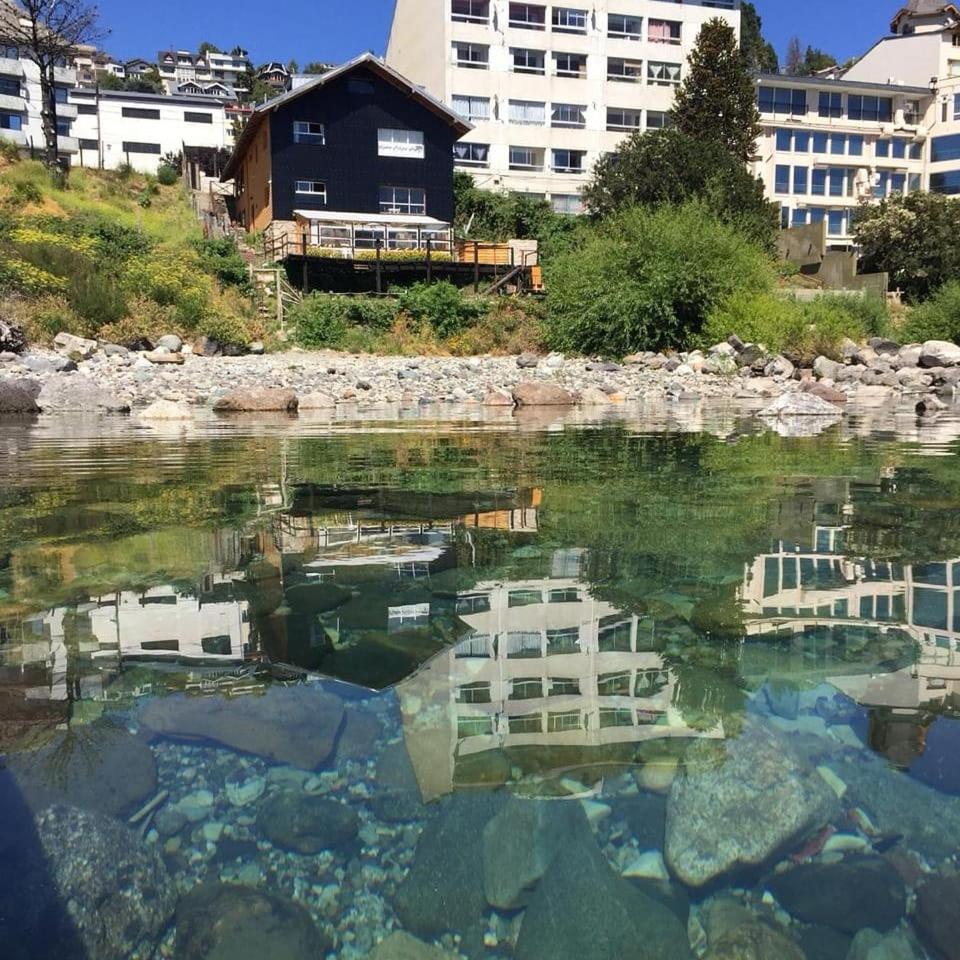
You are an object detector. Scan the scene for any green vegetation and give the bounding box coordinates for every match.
[0,159,262,348]
[739,2,779,73]
[902,281,960,344]
[544,202,773,356]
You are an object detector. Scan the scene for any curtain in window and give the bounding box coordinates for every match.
[510,100,545,124]
[648,19,672,41]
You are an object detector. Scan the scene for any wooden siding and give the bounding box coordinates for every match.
[238,120,273,231]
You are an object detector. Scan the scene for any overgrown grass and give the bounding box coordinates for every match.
[901,281,960,345]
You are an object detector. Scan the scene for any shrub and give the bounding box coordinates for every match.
[156,164,179,187]
[397,281,484,338]
[99,297,179,347]
[903,281,960,344]
[198,311,252,348]
[194,236,251,292]
[351,297,399,330]
[446,297,548,356]
[289,294,351,347]
[545,202,774,356]
[353,248,453,263]
[0,256,67,295]
[0,139,19,163]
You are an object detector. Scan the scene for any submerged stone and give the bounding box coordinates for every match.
[915,875,960,960]
[367,931,456,960]
[175,882,330,960]
[665,722,837,887]
[702,921,805,960]
[257,791,359,854]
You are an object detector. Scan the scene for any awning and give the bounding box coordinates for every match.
[294,209,450,228]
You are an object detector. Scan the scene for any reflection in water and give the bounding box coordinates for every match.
[4,417,960,958]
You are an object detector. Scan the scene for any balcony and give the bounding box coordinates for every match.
[53,66,77,84]
[57,102,78,120]
[0,58,25,77]
[57,135,79,154]
[0,92,25,112]
[0,127,26,147]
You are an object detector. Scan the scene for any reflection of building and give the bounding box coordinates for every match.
[397,563,722,800]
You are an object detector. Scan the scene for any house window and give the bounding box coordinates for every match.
[378,127,425,158]
[121,107,160,120]
[511,47,545,74]
[379,185,426,214]
[185,111,214,124]
[606,107,642,131]
[0,76,19,97]
[648,18,681,44]
[453,142,489,167]
[122,141,162,154]
[452,95,490,123]
[295,180,327,200]
[509,2,546,29]
[510,145,543,170]
[508,99,545,125]
[608,58,642,82]
[452,0,489,22]
[848,94,892,122]
[818,91,842,118]
[551,102,586,128]
[552,193,583,214]
[554,52,587,78]
[452,42,489,69]
[647,61,681,86]
[0,111,22,130]
[608,13,642,39]
[293,120,325,144]
[347,79,374,95]
[553,7,588,34]
[552,149,585,173]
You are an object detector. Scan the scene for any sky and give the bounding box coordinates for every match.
[93,0,892,69]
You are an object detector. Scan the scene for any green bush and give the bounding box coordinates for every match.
[156,164,179,186]
[352,297,399,330]
[397,281,483,338]
[198,311,251,348]
[194,236,251,292]
[290,294,351,347]
[903,281,960,344]
[545,202,773,356]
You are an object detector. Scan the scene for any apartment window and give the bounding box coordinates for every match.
[793,166,808,195]
[511,47,545,74]
[827,209,849,237]
[76,103,98,115]
[554,52,587,78]
[453,142,489,167]
[122,141,161,154]
[551,102,586,128]
[509,99,545,125]
[378,127,425,158]
[293,120,325,144]
[54,86,69,104]
[56,119,71,136]
[608,13,642,39]
[510,2,546,29]
[510,678,544,700]
[607,107,642,131]
[122,107,160,120]
[510,145,543,170]
[553,7,588,34]
[599,618,631,652]
[794,131,810,152]
[0,111,21,130]
[0,76,19,97]
[848,134,864,157]
[452,95,490,123]
[185,111,214,124]
[506,631,542,658]
[828,168,848,197]
[775,164,790,194]
[932,133,960,163]
[452,42,489,69]
[646,110,669,130]
[452,0,489,22]
[648,61,681,87]
[830,133,846,156]
[1,46,18,59]
[509,713,544,734]
[295,180,327,200]
[509,589,543,607]
[552,148,585,173]
[776,128,792,151]
[78,138,98,150]
[608,58,642,82]
[848,94,892,122]
[547,709,582,732]
[552,193,583,214]
[933,169,960,194]
[648,19,681,44]
[758,85,807,116]
[818,91,843,118]
[456,682,491,704]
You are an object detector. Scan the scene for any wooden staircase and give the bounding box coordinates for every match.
[252,266,302,335]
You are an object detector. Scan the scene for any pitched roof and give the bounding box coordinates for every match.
[221,53,470,181]
[890,1,960,30]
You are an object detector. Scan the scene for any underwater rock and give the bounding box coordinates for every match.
[140,684,345,770]
[702,921,805,960]
[6,725,158,817]
[514,829,692,960]
[395,793,504,942]
[140,399,193,420]
[798,926,852,960]
[225,774,266,808]
[621,849,670,883]
[37,804,176,960]
[482,797,593,909]
[612,792,668,851]
[256,792,359,855]
[847,928,924,960]
[766,857,905,935]
[366,931,456,960]
[635,757,679,794]
[369,790,426,824]
[175,882,331,960]
[665,722,837,887]
[915,875,960,960]
[335,707,384,763]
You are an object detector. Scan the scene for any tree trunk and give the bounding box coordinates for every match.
[40,63,60,169]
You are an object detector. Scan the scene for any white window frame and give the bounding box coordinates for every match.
[608,57,643,82]
[451,0,489,23]
[551,103,586,128]
[552,148,585,173]
[452,95,490,123]
[552,193,584,214]
[606,107,642,132]
[295,180,327,200]
[452,42,489,69]
[379,185,426,215]
[293,120,325,145]
[553,51,587,78]
[509,2,546,30]
[511,47,546,75]
[648,60,681,86]
[608,13,642,40]
[510,146,543,171]
[552,6,588,34]
[377,127,425,159]
[453,142,490,167]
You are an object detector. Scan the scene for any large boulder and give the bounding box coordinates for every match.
[512,381,575,406]
[703,922,805,960]
[664,722,837,887]
[766,857,906,935]
[482,797,593,909]
[139,684,344,770]
[760,392,844,419]
[395,793,503,941]
[0,377,40,413]
[213,388,299,412]
[920,340,960,368]
[140,400,193,420]
[257,792,359,854]
[53,332,97,359]
[175,882,330,960]
[915,875,960,960]
[515,830,692,960]
[847,928,924,960]
[0,319,26,354]
[37,805,176,960]
[36,375,130,412]
[813,356,844,380]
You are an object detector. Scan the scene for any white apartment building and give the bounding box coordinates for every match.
[157,48,251,97]
[386,0,740,213]
[70,88,233,173]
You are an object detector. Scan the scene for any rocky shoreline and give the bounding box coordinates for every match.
[1,332,959,417]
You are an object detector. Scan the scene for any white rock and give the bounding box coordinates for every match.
[920,340,960,368]
[225,775,266,807]
[622,849,670,882]
[139,400,193,421]
[299,391,336,410]
[761,392,845,419]
[822,833,868,855]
